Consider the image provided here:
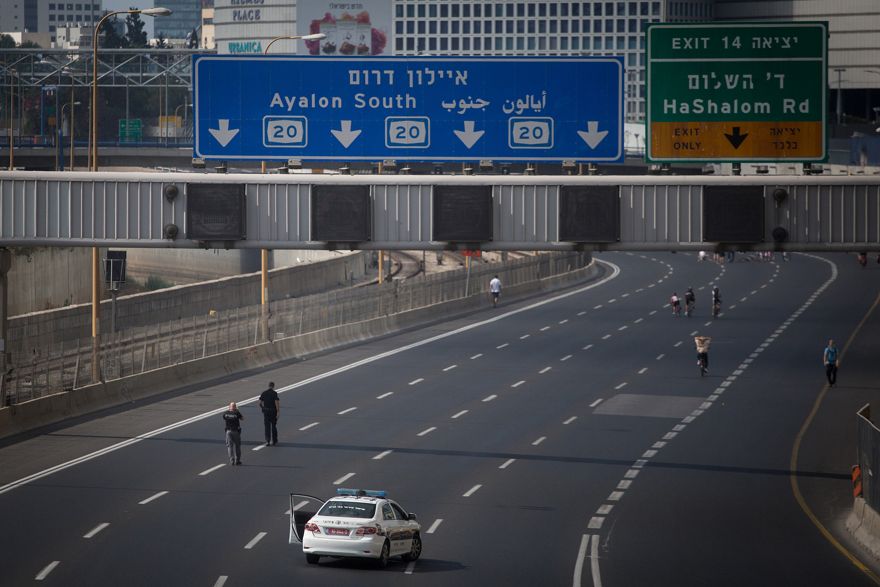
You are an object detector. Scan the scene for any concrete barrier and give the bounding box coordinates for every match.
[0,259,600,439]
[846,496,880,561]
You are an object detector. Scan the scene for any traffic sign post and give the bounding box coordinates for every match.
[193,56,623,162]
[118,118,143,143]
[647,22,827,163]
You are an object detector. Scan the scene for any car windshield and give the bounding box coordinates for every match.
[318,501,377,519]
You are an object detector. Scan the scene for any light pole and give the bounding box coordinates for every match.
[61,100,81,170]
[256,32,325,343]
[834,67,845,126]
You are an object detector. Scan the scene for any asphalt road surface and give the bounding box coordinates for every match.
[3,252,880,586]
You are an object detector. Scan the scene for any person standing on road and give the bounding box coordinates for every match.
[259,381,280,446]
[489,275,502,307]
[223,401,244,466]
[823,339,839,387]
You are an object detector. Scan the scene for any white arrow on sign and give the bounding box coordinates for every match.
[577,121,609,149]
[331,120,362,148]
[453,121,485,149]
[208,119,239,147]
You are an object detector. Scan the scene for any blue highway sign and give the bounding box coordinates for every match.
[193,56,623,162]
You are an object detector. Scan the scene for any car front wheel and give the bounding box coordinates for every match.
[375,540,390,568]
[403,534,422,561]
[305,554,320,565]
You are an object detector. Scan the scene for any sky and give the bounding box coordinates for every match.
[102,0,156,38]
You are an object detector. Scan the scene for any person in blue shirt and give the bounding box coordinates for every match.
[823,339,839,387]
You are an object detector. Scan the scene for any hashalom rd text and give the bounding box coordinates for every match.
[662,98,811,115]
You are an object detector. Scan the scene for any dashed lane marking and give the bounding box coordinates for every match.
[299,422,319,431]
[377,392,393,399]
[451,410,468,419]
[583,344,594,350]
[577,311,587,316]
[511,380,526,388]
[590,398,604,408]
[634,318,643,324]
[689,330,698,336]
[483,394,498,402]
[656,354,665,360]
[539,367,552,374]
[499,458,516,469]
[426,519,443,534]
[588,517,604,529]
[674,341,683,347]
[470,353,483,359]
[83,522,110,539]
[602,334,612,340]
[139,491,168,505]
[618,325,628,331]
[497,343,509,349]
[463,484,482,497]
[35,561,60,581]
[614,382,628,390]
[649,310,658,315]
[561,355,572,362]
[333,473,355,485]
[417,427,437,437]
[199,464,225,477]
[559,319,569,325]
[252,443,267,451]
[373,450,392,460]
[244,532,267,550]
[520,334,531,340]
[540,326,551,332]
[564,417,577,425]
[213,577,228,587]
[594,305,603,310]
[704,321,712,326]
[337,407,357,415]
[608,491,624,501]
[598,504,614,514]
[638,367,648,374]
[405,561,416,575]
[532,436,547,446]
[443,364,457,372]
[409,378,424,386]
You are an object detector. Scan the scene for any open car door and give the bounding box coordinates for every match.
[289,494,325,544]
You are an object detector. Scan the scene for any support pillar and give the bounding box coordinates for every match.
[91,246,101,382]
[0,249,11,405]
[261,248,269,342]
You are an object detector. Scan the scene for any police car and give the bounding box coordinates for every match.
[289,488,422,567]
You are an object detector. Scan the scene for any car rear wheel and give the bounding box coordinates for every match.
[403,533,422,561]
[375,540,390,568]
[305,554,320,565]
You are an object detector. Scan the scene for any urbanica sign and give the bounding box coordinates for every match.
[646,22,828,163]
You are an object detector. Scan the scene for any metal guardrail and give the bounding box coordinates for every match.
[1,252,588,405]
[857,404,880,509]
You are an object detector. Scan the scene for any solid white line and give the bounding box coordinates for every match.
[244,532,267,550]
[199,464,225,477]
[337,407,357,415]
[426,519,443,534]
[656,353,665,360]
[409,378,424,386]
[497,343,509,349]
[511,380,526,388]
[451,410,468,419]
[482,394,497,402]
[532,436,547,446]
[299,422,319,431]
[563,416,577,425]
[470,353,483,359]
[540,326,551,331]
[443,364,457,372]
[35,561,60,581]
[520,334,531,339]
[405,561,416,575]
[377,392,393,399]
[614,382,628,390]
[573,534,589,587]
[373,450,393,460]
[213,576,228,587]
[591,534,603,587]
[139,490,169,505]
[500,458,516,469]
[252,443,267,451]
[539,367,552,374]
[333,473,355,485]
[561,354,572,362]
[590,398,604,408]
[83,522,110,539]
[0,260,625,497]
[463,484,482,497]
[637,367,647,374]
[417,427,437,437]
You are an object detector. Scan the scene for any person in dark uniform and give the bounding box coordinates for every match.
[223,401,244,465]
[259,381,280,446]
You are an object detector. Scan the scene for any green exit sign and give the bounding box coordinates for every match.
[647,22,828,162]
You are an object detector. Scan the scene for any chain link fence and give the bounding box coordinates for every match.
[2,252,590,405]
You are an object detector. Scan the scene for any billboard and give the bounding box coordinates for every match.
[297,1,390,57]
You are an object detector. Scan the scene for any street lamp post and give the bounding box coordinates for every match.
[88,6,171,383]
[834,67,846,126]
[256,32,325,343]
[61,101,81,171]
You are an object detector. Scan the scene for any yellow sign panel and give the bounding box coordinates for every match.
[650,121,823,161]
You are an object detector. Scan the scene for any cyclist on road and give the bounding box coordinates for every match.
[670,292,681,316]
[684,287,696,316]
[712,286,722,316]
[695,335,712,373]
[489,275,502,307]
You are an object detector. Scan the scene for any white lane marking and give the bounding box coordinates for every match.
[199,464,225,476]
[497,343,509,349]
[729,304,737,309]
[417,427,437,437]
[139,491,169,505]
[292,500,309,512]
[622,293,630,298]
[561,354,572,362]
[83,522,110,539]
[213,577,228,587]
[577,311,587,316]
[35,561,60,581]
[511,380,526,388]
[614,382,628,390]
[333,473,355,485]
[482,394,497,402]
[652,441,667,449]
[373,450,393,460]
[520,334,531,340]
[594,304,603,310]
[443,364,458,372]
[252,443,267,451]
[634,318,643,324]
[337,407,357,415]
[590,398,604,408]
[463,484,482,497]
[617,480,632,489]
[608,298,617,303]
[643,449,658,458]
[539,367,552,374]
[559,319,569,325]
[625,469,640,479]
[1,261,627,498]
[451,410,469,419]
[704,321,712,326]
[751,290,758,295]
[761,284,767,289]
[656,353,665,360]
[608,491,624,501]
[689,330,698,336]
[637,288,645,292]
[598,504,615,515]
[426,519,443,534]
[583,344,594,350]
[663,432,678,440]
[244,532,267,550]
[673,341,682,347]
[409,378,424,386]
[682,416,695,423]
[618,325,628,331]
[602,334,612,340]
[733,369,744,376]
[470,353,483,359]
[377,392,393,399]
[540,326,551,331]
[499,458,516,469]
[532,436,547,446]
[299,422,319,431]
[574,534,590,587]
[633,459,648,468]
[563,416,577,425]
[740,297,748,302]
[588,517,604,529]
[405,561,417,575]
[638,367,648,374]
[648,283,655,288]
[673,424,686,432]
[698,286,705,291]
[649,310,658,316]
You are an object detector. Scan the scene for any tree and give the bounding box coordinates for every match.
[19,40,42,48]
[0,34,15,49]
[125,12,148,48]
[101,17,127,48]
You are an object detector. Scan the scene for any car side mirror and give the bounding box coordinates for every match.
[408,513,418,521]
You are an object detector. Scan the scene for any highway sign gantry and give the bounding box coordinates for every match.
[647,22,828,163]
[192,56,623,162]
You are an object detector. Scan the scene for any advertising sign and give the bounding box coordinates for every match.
[297,1,391,57]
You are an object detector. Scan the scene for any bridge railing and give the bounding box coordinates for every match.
[857,404,880,509]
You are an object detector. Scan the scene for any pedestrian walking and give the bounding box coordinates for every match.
[259,381,280,445]
[223,402,244,465]
[489,275,502,307]
[823,339,839,387]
